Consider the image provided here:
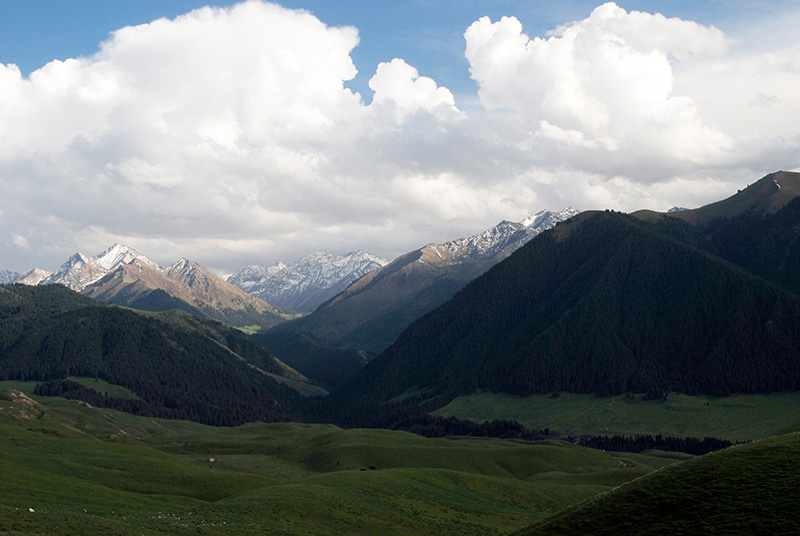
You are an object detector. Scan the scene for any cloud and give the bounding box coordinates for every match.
[368,58,462,124]
[1,1,799,274]
[463,3,745,176]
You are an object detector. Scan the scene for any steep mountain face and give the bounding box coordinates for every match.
[327,173,800,422]
[274,208,579,354]
[18,244,292,329]
[228,250,388,313]
[0,270,19,284]
[0,284,309,425]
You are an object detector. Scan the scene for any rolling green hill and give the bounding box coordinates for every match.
[517,432,800,535]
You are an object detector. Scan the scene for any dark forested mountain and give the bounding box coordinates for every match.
[0,284,309,425]
[324,172,800,424]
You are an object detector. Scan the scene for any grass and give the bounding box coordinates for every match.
[0,389,683,535]
[433,391,800,441]
[516,433,800,535]
[66,376,141,400]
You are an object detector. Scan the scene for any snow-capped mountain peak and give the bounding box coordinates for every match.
[31,244,161,291]
[228,250,388,313]
[14,267,53,286]
[424,207,579,264]
[0,269,21,284]
[93,243,160,271]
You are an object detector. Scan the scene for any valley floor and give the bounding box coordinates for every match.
[1,384,683,536]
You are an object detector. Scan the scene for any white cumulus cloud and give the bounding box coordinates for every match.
[1,1,799,275]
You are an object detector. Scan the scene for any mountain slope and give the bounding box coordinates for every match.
[274,209,579,354]
[229,250,388,313]
[0,284,308,425]
[327,175,800,422]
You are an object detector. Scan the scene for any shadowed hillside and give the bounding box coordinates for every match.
[324,173,800,426]
[0,284,308,425]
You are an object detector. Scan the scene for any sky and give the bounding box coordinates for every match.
[1,0,799,276]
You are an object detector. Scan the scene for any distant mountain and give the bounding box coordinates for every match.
[13,267,53,286]
[0,270,19,284]
[42,243,159,291]
[0,284,311,425]
[228,261,289,292]
[18,244,293,329]
[273,208,579,355]
[324,173,800,425]
[228,250,388,313]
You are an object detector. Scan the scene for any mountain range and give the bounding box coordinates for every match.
[8,244,293,329]
[268,208,579,356]
[227,250,388,313]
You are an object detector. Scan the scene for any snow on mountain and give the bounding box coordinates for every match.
[14,267,53,286]
[93,243,160,271]
[230,250,388,313]
[422,208,579,265]
[40,244,160,291]
[284,208,581,353]
[227,262,288,291]
[0,269,20,284]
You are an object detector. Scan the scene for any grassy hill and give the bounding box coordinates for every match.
[517,432,800,536]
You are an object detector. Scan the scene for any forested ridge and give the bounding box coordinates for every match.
[0,284,304,425]
[327,189,800,419]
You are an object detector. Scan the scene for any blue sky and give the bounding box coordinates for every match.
[1,1,799,274]
[2,1,792,101]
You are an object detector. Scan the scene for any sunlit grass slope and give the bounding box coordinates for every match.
[0,388,677,535]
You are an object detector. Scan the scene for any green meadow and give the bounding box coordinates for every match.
[0,385,679,535]
[434,391,800,441]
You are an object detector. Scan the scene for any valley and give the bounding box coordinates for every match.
[0,387,680,535]
[2,171,800,534]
